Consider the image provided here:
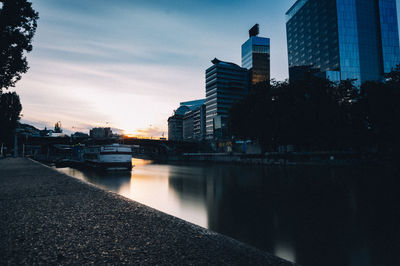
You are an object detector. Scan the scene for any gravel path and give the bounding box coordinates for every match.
[0,158,296,265]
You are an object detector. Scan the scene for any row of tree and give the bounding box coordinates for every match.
[0,0,39,149]
[229,66,400,155]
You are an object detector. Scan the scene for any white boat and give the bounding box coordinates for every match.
[83,144,132,170]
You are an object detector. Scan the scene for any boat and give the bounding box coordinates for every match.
[83,144,132,170]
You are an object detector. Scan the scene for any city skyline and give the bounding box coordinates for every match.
[10,0,400,136]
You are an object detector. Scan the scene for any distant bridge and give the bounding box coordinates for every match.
[17,135,209,160]
[119,138,208,158]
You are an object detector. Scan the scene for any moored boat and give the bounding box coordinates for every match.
[83,144,132,170]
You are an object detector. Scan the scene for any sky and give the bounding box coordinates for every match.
[12,0,400,136]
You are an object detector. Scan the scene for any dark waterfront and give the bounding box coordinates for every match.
[55,158,400,266]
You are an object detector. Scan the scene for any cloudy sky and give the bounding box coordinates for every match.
[13,0,400,136]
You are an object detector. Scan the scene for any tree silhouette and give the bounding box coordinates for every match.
[0,92,22,147]
[229,75,361,152]
[0,0,39,91]
[229,67,400,160]
[360,78,400,153]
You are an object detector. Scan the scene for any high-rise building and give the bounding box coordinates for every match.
[241,24,271,86]
[286,0,400,85]
[205,58,248,140]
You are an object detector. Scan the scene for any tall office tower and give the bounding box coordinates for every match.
[286,0,400,85]
[241,24,271,86]
[205,58,248,140]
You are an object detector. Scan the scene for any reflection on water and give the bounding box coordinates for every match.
[56,159,208,227]
[54,158,400,266]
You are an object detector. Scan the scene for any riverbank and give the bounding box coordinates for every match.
[0,158,295,265]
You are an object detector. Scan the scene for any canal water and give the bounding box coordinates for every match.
[54,158,400,266]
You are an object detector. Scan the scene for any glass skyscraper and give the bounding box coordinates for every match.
[286,0,400,85]
[241,24,271,86]
[205,58,248,140]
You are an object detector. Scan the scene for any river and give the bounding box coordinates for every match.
[54,158,400,266]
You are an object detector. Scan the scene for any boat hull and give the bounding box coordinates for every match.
[85,160,132,170]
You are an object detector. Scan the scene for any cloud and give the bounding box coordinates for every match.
[17,55,200,135]
[134,126,165,138]
[16,0,298,136]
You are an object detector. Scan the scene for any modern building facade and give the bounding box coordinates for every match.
[286,0,400,85]
[205,58,248,140]
[183,111,195,141]
[89,127,112,139]
[192,104,206,141]
[168,114,184,141]
[168,99,206,141]
[241,24,271,86]
[183,103,206,141]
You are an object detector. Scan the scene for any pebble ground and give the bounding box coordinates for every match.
[0,158,296,265]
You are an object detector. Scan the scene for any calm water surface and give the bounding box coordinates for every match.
[54,158,400,266]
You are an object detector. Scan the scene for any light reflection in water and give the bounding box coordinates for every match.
[56,159,208,228]
[54,158,400,266]
[126,161,208,227]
